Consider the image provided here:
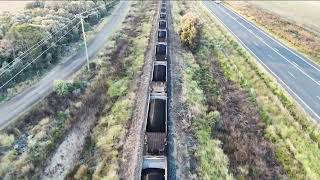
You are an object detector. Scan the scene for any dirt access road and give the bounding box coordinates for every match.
[0,1,131,128]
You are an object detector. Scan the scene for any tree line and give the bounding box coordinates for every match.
[0,0,117,93]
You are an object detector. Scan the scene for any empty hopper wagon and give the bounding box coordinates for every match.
[144,94,167,156]
[151,61,167,93]
[152,62,167,82]
[159,13,166,20]
[157,30,167,42]
[158,20,167,30]
[155,42,167,61]
[141,156,167,180]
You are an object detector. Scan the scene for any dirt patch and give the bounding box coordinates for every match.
[42,77,110,178]
[42,109,96,179]
[204,57,287,179]
[6,93,70,131]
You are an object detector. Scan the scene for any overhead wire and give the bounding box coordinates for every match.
[0,21,81,90]
[0,3,106,76]
[0,16,80,76]
[0,3,109,88]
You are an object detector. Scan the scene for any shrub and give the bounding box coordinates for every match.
[0,133,14,147]
[25,1,45,9]
[74,165,89,180]
[179,13,201,51]
[107,78,129,98]
[53,80,70,96]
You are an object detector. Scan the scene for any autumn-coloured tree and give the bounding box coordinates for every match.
[179,13,201,52]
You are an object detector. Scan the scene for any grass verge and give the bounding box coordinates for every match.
[171,1,233,179]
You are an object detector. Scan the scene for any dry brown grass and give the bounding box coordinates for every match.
[227,1,320,65]
[0,1,30,14]
[246,1,320,33]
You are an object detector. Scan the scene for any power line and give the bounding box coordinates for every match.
[0,3,110,88]
[0,21,81,90]
[0,17,79,75]
[0,3,106,76]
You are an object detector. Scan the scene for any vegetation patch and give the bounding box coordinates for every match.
[171,1,233,179]
[178,13,201,52]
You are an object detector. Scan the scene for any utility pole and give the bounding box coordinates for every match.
[80,14,90,71]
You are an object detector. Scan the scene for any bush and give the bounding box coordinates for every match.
[0,133,14,147]
[74,165,89,179]
[25,1,45,9]
[179,13,201,51]
[53,80,70,96]
[107,78,129,98]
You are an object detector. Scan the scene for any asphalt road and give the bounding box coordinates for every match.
[0,1,131,127]
[204,1,320,122]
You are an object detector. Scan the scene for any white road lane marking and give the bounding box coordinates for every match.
[218,6,320,87]
[273,47,279,53]
[288,71,296,79]
[268,54,273,58]
[207,3,320,121]
[221,4,320,74]
[256,36,263,41]
[292,62,299,67]
[253,41,259,46]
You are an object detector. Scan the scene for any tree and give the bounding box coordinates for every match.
[179,13,201,52]
[25,1,45,9]
[87,11,100,25]
[9,24,48,56]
